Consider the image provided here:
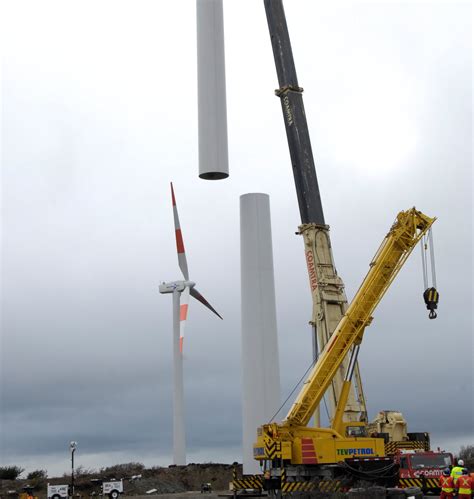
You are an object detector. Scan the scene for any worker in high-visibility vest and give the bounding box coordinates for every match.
[451,458,465,484]
[439,468,455,498]
[455,468,473,499]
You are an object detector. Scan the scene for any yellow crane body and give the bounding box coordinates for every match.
[256,422,386,465]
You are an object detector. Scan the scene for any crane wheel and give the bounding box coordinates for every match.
[402,487,422,498]
[386,489,405,497]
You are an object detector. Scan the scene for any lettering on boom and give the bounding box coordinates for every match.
[336,448,375,456]
[282,96,294,126]
[305,250,318,291]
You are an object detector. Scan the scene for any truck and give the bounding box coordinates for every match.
[234,448,454,495]
[47,484,69,499]
[395,449,454,493]
[253,207,438,494]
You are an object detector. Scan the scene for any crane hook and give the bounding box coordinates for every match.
[421,229,438,320]
[423,287,439,320]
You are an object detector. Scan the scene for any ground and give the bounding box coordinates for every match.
[0,464,442,499]
[0,464,237,499]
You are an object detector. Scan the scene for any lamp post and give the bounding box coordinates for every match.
[70,441,77,498]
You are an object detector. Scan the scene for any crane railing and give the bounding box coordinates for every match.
[285,208,436,427]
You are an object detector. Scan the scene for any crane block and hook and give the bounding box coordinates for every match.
[421,228,439,319]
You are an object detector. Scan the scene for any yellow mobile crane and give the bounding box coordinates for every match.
[263,0,438,440]
[254,208,438,491]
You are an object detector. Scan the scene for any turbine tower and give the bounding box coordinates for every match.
[159,182,222,465]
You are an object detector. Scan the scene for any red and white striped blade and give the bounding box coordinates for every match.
[179,286,190,354]
[190,287,223,320]
[170,182,189,281]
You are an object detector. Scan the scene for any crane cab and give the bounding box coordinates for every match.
[340,422,368,438]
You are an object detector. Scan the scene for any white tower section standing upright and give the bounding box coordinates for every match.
[172,288,185,465]
[240,193,281,475]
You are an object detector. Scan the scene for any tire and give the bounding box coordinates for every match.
[367,486,387,498]
[403,486,422,498]
[52,495,61,499]
[386,488,405,497]
[347,489,367,498]
[109,490,120,499]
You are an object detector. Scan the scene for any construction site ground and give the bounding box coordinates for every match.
[0,463,440,499]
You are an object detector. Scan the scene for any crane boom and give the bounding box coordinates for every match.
[264,0,366,422]
[263,0,324,225]
[285,208,436,427]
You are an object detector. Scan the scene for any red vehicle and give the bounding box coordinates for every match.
[395,450,454,493]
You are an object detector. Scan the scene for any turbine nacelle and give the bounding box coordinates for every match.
[159,281,196,294]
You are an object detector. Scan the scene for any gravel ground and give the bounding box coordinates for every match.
[128,493,231,499]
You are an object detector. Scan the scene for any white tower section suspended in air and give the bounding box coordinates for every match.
[240,193,281,475]
[196,0,229,180]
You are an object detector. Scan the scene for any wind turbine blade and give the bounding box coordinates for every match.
[190,287,223,320]
[179,286,190,354]
[170,182,189,280]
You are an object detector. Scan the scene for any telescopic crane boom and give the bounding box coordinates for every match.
[263,0,365,423]
[254,208,436,485]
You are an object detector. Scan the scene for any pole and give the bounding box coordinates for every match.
[69,441,77,498]
[71,450,74,497]
[172,290,186,465]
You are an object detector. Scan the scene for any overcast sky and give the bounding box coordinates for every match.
[1,0,472,478]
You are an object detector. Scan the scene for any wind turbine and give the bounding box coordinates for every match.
[159,182,222,466]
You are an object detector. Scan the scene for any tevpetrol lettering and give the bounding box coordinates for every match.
[336,448,375,456]
[305,250,318,291]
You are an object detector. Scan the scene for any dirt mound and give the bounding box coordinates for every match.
[0,463,240,499]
